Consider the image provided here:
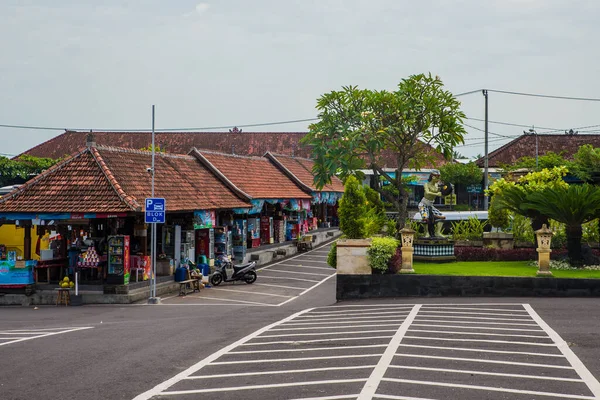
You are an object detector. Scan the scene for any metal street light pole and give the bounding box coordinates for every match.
[524,127,538,170]
[482,89,489,211]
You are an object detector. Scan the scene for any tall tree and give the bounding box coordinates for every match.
[302,73,466,232]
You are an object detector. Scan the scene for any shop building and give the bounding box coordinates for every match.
[0,144,250,288]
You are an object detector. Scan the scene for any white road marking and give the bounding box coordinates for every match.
[289,395,359,400]
[418,310,533,317]
[271,323,405,331]
[0,326,93,347]
[415,318,538,327]
[261,268,332,277]
[282,273,336,305]
[260,275,321,283]
[276,263,334,271]
[411,323,544,332]
[240,335,394,346]
[258,329,398,338]
[160,378,367,395]
[524,303,600,398]
[408,329,550,339]
[289,315,411,324]
[169,296,275,306]
[403,335,557,346]
[299,310,410,318]
[254,282,305,290]
[211,354,384,365]
[420,306,529,313]
[381,377,595,399]
[132,308,315,400]
[388,364,584,382]
[281,317,408,326]
[416,314,534,322]
[310,306,415,314]
[229,344,387,354]
[396,353,572,368]
[211,287,293,298]
[185,365,376,379]
[398,343,563,357]
[358,305,421,400]
[372,395,438,400]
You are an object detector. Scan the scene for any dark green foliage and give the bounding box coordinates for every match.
[327,241,337,268]
[488,196,510,230]
[439,162,483,186]
[0,155,60,186]
[338,176,367,239]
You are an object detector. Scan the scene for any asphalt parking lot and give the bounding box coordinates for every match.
[134,302,600,400]
[159,245,335,307]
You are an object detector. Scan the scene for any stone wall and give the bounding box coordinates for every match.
[337,274,600,299]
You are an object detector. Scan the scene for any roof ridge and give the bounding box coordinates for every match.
[95,144,192,159]
[264,152,313,193]
[67,130,309,135]
[188,148,253,200]
[90,147,141,211]
[268,152,313,161]
[13,130,69,160]
[196,148,268,161]
[0,146,88,204]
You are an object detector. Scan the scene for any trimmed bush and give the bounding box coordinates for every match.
[368,237,399,274]
[388,247,402,274]
[327,241,337,268]
[451,217,488,241]
[339,176,367,239]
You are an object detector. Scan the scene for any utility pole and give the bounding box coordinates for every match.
[148,105,160,304]
[483,90,489,211]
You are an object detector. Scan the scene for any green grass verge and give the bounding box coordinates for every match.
[413,261,600,279]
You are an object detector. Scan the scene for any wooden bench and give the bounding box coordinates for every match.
[178,278,202,296]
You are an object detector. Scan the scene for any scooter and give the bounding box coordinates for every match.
[210,255,257,286]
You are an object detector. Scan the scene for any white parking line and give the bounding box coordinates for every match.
[160,378,367,396]
[240,336,394,346]
[381,377,595,399]
[411,323,544,332]
[415,318,538,326]
[261,268,332,276]
[229,344,388,354]
[416,314,534,322]
[310,306,415,314]
[358,305,421,400]
[420,306,529,313]
[211,287,293,298]
[258,329,398,338]
[275,263,334,271]
[395,353,573,369]
[185,365,376,379]
[299,310,410,318]
[279,319,407,327]
[403,335,557,346]
[260,275,321,283]
[389,365,584,382]
[271,323,403,331]
[397,343,564,357]
[0,326,94,347]
[408,329,550,339]
[418,310,533,317]
[525,303,600,397]
[254,282,305,290]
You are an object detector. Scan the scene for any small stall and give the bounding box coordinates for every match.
[0,250,35,293]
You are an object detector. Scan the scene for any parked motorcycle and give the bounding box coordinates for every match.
[210,255,257,286]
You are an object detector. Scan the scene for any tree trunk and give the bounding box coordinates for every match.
[395,186,409,237]
[531,215,549,232]
[566,225,583,266]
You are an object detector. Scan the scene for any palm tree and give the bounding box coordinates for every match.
[523,184,600,265]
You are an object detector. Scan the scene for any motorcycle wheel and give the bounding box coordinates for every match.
[210,273,223,286]
[244,271,257,284]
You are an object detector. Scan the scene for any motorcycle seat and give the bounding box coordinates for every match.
[233,262,255,271]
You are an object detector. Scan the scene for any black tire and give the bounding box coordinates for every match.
[244,271,257,284]
[210,273,223,286]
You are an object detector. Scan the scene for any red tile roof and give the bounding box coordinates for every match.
[19,130,449,170]
[0,146,250,214]
[191,149,312,200]
[265,153,345,192]
[0,149,135,213]
[21,131,311,160]
[94,147,250,211]
[475,134,600,168]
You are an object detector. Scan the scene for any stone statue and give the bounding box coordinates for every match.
[418,170,447,238]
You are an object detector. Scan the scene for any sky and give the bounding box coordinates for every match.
[1,0,599,159]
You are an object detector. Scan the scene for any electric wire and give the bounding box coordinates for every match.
[487,89,600,102]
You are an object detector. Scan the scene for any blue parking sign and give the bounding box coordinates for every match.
[145,198,166,224]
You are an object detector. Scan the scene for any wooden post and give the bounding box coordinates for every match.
[24,225,31,260]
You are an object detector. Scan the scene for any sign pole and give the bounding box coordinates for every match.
[148,105,161,304]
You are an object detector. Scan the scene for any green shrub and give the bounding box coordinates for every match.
[453,204,470,211]
[364,206,386,237]
[510,213,535,243]
[549,219,567,249]
[488,196,510,230]
[327,241,337,268]
[404,218,424,239]
[367,237,399,274]
[583,219,599,244]
[451,217,488,241]
[339,176,367,239]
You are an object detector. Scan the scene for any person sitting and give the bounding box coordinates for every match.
[418,170,446,238]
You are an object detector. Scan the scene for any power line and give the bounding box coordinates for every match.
[462,122,518,139]
[0,118,320,132]
[456,137,511,148]
[465,117,557,131]
[455,89,482,97]
[487,89,600,102]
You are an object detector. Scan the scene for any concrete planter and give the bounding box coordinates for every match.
[336,238,372,275]
[483,232,514,249]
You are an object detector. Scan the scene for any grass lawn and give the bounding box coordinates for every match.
[413,261,600,279]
